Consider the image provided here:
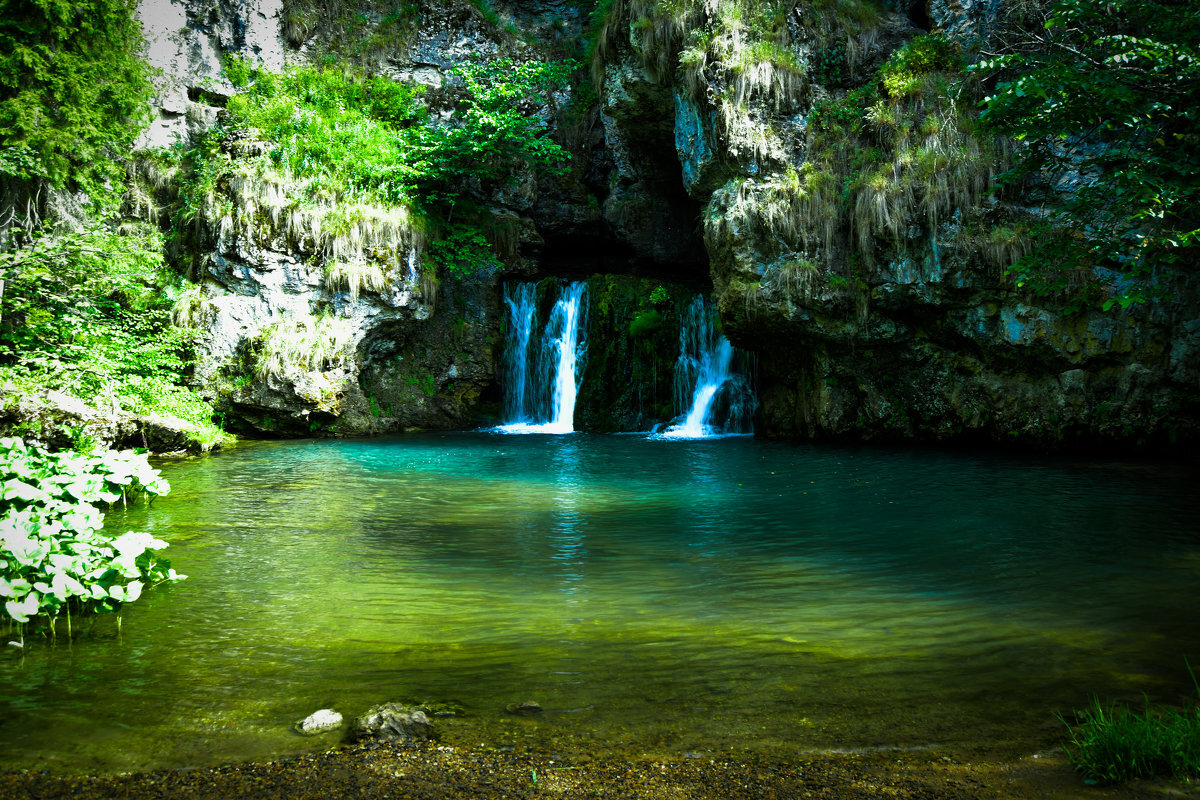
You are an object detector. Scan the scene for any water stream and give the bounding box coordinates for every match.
[662,296,756,438]
[1,434,1197,774]
[498,281,588,434]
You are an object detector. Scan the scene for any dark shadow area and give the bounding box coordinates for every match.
[533,234,712,290]
[907,0,932,31]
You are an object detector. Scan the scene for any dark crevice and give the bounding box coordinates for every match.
[907,0,932,31]
[533,235,712,290]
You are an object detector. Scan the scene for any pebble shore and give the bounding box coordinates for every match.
[3,741,1196,800]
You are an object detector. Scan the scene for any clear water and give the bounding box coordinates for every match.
[2,434,1198,774]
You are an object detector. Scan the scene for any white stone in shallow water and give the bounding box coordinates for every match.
[295,708,343,735]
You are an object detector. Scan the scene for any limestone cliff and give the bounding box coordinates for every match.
[591,0,1200,448]
[133,0,605,436]
[136,0,1200,449]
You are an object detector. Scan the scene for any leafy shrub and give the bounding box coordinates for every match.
[181,57,574,283]
[813,40,849,87]
[881,34,961,78]
[0,437,184,633]
[974,0,1200,312]
[0,226,225,447]
[426,223,502,278]
[0,0,153,203]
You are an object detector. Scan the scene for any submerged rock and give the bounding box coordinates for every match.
[505,700,543,716]
[351,704,437,743]
[294,709,343,736]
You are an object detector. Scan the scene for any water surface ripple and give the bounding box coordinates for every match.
[1,434,1197,773]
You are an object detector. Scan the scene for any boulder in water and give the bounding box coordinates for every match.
[351,704,436,743]
[294,708,343,735]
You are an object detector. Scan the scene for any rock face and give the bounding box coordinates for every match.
[590,0,1200,449]
[182,214,502,436]
[599,65,707,269]
[0,390,215,454]
[138,0,1200,450]
[138,0,286,149]
[351,704,436,743]
[139,0,603,436]
[575,276,700,432]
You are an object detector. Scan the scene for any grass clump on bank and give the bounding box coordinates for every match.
[1062,673,1200,785]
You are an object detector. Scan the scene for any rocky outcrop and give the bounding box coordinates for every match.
[177,187,504,436]
[0,390,216,454]
[132,0,1199,450]
[140,0,607,436]
[593,0,1200,449]
[138,0,287,149]
[599,64,707,269]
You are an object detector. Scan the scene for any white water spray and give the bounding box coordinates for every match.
[498,281,588,434]
[661,296,756,439]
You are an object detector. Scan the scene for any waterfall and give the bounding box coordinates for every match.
[498,281,588,434]
[661,296,756,439]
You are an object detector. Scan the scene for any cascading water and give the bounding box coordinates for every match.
[661,296,756,439]
[498,281,588,434]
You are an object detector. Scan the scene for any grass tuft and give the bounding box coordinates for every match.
[1063,667,1200,785]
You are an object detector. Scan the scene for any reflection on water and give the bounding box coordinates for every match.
[1,433,1198,774]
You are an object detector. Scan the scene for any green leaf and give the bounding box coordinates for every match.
[2,478,48,504]
[0,577,32,599]
[5,594,40,624]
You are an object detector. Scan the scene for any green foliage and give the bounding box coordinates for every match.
[0,0,153,201]
[814,40,849,87]
[0,226,225,447]
[250,312,352,380]
[223,55,255,89]
[413,57,576,207]
[426,223,501,278]
[648,285,670,307]
[628,309,663,337]
[0,437,184,630]
[811,36,961,131]
[740,33,986,271]
[878,33,961,98]
[809,83,876,133]
[974,0,1200,311]
[180,58,574,280]
[219,64,429,207]
[1062,673,1200,784]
